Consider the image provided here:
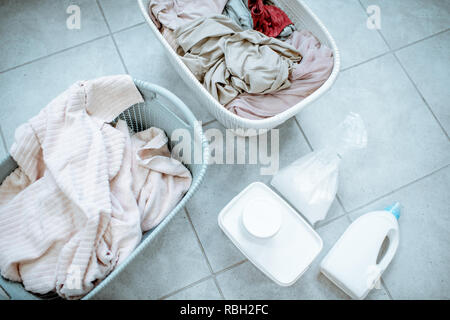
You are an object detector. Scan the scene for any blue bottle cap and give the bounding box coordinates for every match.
[384,202,401,220]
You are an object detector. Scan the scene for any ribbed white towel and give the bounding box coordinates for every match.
[0,75,192,299]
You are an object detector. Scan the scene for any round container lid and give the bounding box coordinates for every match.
[218,182,324,286]
[242,198,282,238]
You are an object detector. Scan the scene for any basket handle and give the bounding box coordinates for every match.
[133,79,198,127]
[133,79,210,165]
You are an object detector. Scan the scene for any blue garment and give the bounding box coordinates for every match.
[223,0,253,30]
[278,24,296,40]
[223,0,296,40]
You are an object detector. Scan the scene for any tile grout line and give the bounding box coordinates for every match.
[160,258,248,300]
[335,196,349,214]
[0,124,8,157]
[0,284,10,300]
[392,53,449,140]
[359,0,449,50]
[356,0,449,140]
[315,211,349,230]
[95,0,129,74]
[0,21,148,75]
[341,28,450,73]
[112,21,146,35]
[293,117,313,152]
[0,34,110,74]
[213,259,248,276]
[163,207,249,300]
[380,278,394,300]
[390,28,450,52]
[372,5,449,140]
[184,208,226,300]
[342,1,450,74]
[341,51,390,73]
[159,259,248,300]
[347,163,450,215]
[158,274,214,300]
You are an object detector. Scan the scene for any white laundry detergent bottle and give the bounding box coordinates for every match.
[320,203,401,300]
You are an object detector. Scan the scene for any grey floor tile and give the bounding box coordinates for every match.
[0,286,9,300]
[114,24,214,123]
[0,37,125,147]
[165,278,222,300]
[367,284,391,300]
[302,0,389,69]
[0,149,6,161]
[0,125,7,160]
[99,0,145,32]
[216,215,391,299]
[0,0,109,71]
[313,200,346,229]
[296,54,450,212]
[396,31,450,135]
[361,0,450,49]
[186,119,327,272]
[349,166,450,299]
[92,212,211,300]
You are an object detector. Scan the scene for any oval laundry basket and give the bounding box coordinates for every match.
[138,0,340,135]
[0,80,209,300]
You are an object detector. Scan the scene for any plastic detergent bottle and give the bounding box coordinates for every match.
[320,203,401,300]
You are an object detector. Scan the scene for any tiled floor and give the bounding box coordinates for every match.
[0,0,448,300]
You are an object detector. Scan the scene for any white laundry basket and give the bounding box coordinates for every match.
[0,80,209,300]
[138,0,340,135]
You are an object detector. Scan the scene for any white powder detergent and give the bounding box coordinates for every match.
[271,113,367,225]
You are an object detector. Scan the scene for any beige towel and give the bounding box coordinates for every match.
[0,75,192,299]
[175,15,302,105]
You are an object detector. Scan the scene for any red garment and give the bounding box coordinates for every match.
[248,0,293,38]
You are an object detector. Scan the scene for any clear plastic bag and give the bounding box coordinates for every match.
[271,112,367,225]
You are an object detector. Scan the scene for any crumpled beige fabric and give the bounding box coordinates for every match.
[131,127,192,231]
[149,0,229,31]
[175,15,302,105]
[162,27,178,50]
[147,1,179,50]
[225,30,334,119]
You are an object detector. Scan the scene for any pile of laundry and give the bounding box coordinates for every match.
[0,75,192,299]
[148,0,334,119]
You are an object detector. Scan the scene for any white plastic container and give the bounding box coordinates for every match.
[138,0,340,135]
[320,203,401,300]
[218,182,323,286]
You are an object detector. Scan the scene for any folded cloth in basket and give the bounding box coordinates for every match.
[175,15,302,105]
[225,30,334,119]
[0,75,192,299]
